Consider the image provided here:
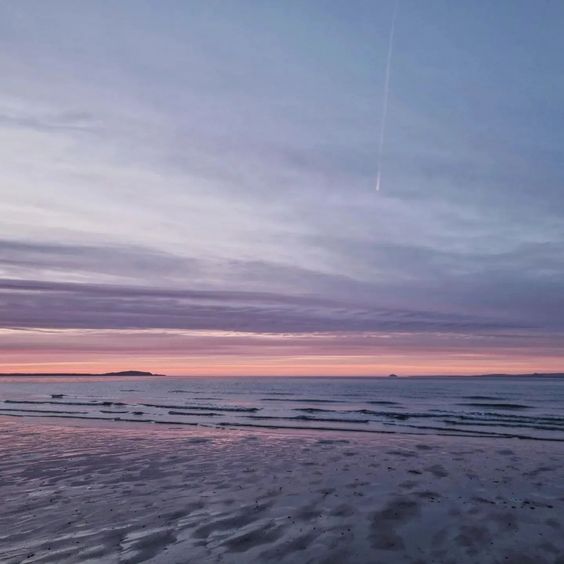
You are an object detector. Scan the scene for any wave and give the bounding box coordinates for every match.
[169,392,222,399]
[457,403,531,410]
[217,421,397,434]
[434,412,564,430]
[262,398,340,403]
[0,412,203,426]
[298,407,441,421]
[245,415,369,424]
[440,411,564,424]
[4,399,125,407]
[214,421,564,441]
[142,403,259,413]
[366,401,399,406]
[442,419,564,433]
[349,409,438,420]
[463,396,507,401]
[294,408,338,414]
[168,410,220,417]
[0,407,88,415]
[379,420,564,442]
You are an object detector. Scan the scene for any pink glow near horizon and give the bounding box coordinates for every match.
[2,329,563,376]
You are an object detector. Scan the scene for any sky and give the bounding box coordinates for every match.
[1,1,564,376]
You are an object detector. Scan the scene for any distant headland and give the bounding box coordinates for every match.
[0,370,163,377]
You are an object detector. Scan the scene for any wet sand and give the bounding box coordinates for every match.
[1,418,563,563]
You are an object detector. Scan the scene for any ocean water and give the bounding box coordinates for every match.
[1,376,563,441]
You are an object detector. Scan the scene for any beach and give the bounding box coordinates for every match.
[1,417,563,563]
[3,0,564,561]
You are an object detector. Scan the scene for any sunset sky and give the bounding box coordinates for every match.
[1,1,564,375]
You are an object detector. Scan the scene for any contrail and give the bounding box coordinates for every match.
[376,0,399,192]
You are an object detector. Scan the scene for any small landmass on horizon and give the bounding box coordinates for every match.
[0,370,163,377]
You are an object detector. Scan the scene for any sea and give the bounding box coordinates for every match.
[1,376,563,442]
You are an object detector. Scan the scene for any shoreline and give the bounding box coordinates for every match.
[1,412,563,443]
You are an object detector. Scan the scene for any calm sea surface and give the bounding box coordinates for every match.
[1,376,563,441]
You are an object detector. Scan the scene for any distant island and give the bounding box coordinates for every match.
[0,370,162,377]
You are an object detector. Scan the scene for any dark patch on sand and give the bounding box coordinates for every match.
[370,496,420,550]
[426,464,449,478]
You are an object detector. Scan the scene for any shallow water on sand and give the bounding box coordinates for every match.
[1,376,563,441]
[1,419,563,563]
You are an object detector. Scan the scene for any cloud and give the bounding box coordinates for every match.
[3,237,564,336]
[0,239,201,283]
[0,277,527,335]
[0,109,96,133]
